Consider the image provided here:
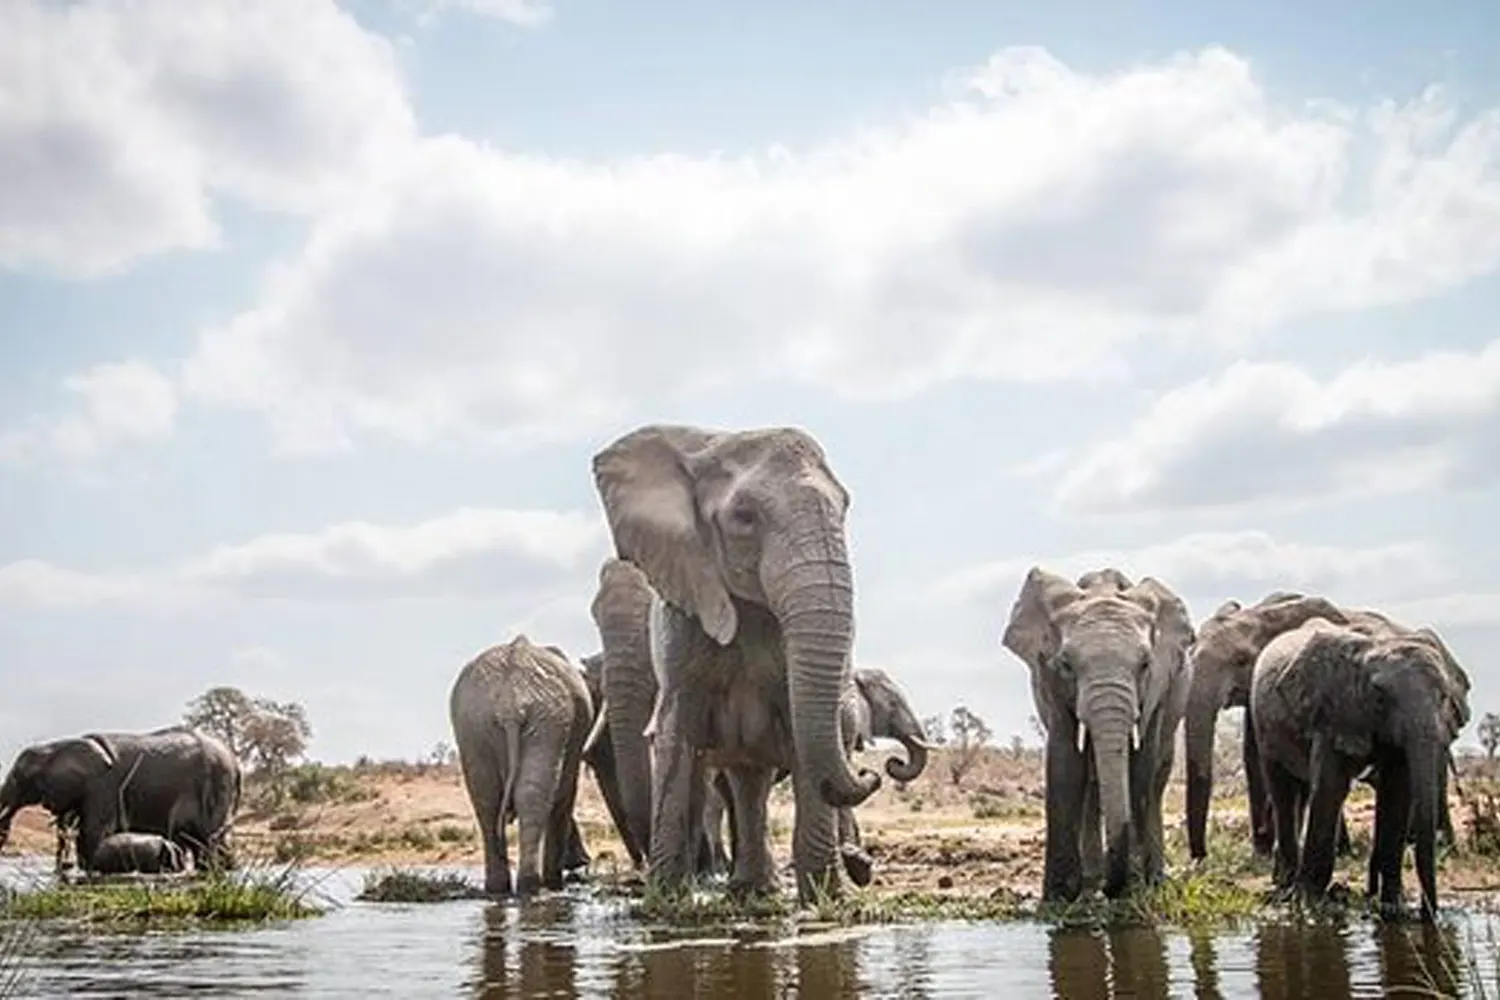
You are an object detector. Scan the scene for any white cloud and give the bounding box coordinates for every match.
[410,0,552,27]
[0,507,606,609]
[1385,592,1500,629]
[0,361,178,465]
[1053,338,1500,515]
[166,46,1500,455]
[0,0,412,277]
[931,530,1445,616]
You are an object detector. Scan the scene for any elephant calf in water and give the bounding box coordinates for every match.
[450,634,596,898]
[88,832,189,875]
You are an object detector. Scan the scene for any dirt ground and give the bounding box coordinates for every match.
[8,745,1497,904]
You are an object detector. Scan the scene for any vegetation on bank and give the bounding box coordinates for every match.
[0,864,325,927]
[357,868,487,903]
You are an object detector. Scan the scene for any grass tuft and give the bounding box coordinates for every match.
[356,868,487,903]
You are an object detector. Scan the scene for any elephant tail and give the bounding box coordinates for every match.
[498,721,523,828]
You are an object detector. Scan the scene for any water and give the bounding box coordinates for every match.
[4,860,1497,998]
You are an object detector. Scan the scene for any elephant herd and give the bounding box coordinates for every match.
[1003,573,1472,922]
[0,725,241,876]
[449,421,1476,924]
[0,422,1473,928]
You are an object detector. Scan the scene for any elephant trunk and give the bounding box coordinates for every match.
[602,628,656,869]
[766,523,881,813]
[886,733,929,784]
[1410,738,1443,921]
[1083,680,1137,898]
[1182,671,1220,861]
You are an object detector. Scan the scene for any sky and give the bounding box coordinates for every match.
[2,0,1499,766]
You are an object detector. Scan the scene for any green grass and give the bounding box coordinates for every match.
[0,863,325,927]
[356,868,487,903]
[626,868,1263,931]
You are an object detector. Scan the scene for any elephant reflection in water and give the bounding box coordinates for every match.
[470,900,577,999]
[1046,925,1170,999]
[610,937,864,998]
[1376,922,1464,998]
[1253,921,1353,998]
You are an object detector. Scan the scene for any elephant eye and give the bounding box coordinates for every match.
[728,505,756,529]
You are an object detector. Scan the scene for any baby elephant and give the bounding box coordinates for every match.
[88,832,189,875]
[450,634,595,898]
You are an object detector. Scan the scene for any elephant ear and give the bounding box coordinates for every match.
[36,736,116,811]
[1301,628,1378,760]
[593,425,738,645]
[1001,567,1083,672]
[1412,626,1472,734]
[1251,594,1349,643]
[1128,577,1196,710]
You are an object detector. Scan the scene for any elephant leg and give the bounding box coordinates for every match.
[1295,746,1352,899]
[1371,760,1411,916]
[724,767,777,897]
[1043,723,1089,903]
[696,772,729,876]
[647,693,706,891]
[1265,760,1303,892]
[837,806,873,888]
[516,742,564,898]
[543,714,589,891]
[1243,707,1274,857]
[1079,748,1103,892]
[460,752,511,897]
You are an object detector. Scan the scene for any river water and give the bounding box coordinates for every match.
[3,861,1497,998]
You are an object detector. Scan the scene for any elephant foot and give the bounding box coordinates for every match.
[515,873,543,899]
[839,844,874,888]
[727,876,781,904]
[484,878,513,899]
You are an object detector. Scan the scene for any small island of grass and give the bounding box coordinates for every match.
[0,867,325,927]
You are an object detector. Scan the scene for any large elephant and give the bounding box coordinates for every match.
[449,635,595,897]
[88,831,189,875]
[1001,566,1194,902]
[1250,618,1469,920]
[1182,592,1354,860]
[0,725,241,872]
[591,424,881,904]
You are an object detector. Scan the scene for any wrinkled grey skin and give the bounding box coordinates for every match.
[88,831,189,875]
[1002,566,1194,902]
[1251,618,1470,921]
[1183,592,1356,860]
[592,425,880,904]
[588,560,733,876]
[449,635,594,898]
[0,726,241,872]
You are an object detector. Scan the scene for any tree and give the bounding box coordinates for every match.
[1480,713,1500,760]
[184,686,312,774]
[947,705,992,786]
[921,715,948,747]
[429,740,457,767]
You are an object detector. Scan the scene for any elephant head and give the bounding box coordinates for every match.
[588,557,659,867]
[1002,566,1194,896]
[592,424,880,811]
[1299,627,1466,919]
[1182,591,1350,859]
[0,735,116,853]
[850,668,932,783]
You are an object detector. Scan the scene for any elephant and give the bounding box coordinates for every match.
[822,666,933,886]
[1001,565,1194,902]
[588,558,735,877]
[1182,591,1358,861]
[88,831,189,875]
[449,634,595,898]
[0,725,241,872]
[1249,617,1470,920]
[591,424,881,904]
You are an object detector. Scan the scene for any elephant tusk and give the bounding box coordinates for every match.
[1076,724,1087,755]
[1131,723,1141,752]
[583,698,610,757]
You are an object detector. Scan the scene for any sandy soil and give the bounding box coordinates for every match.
[7,747,1498,901]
